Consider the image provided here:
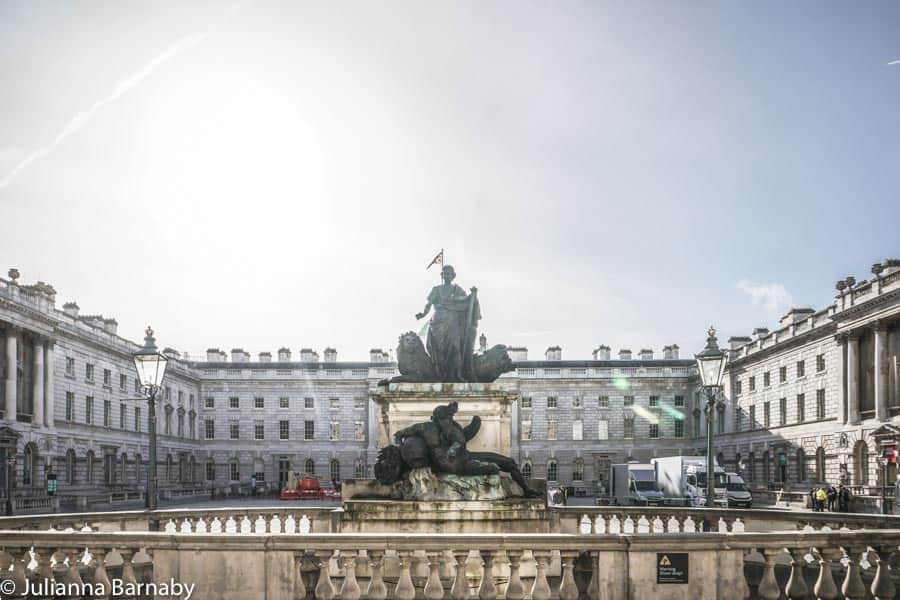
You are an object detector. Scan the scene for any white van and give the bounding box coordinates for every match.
[726,472,752,508]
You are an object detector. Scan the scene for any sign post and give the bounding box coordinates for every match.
[657,553,689,584]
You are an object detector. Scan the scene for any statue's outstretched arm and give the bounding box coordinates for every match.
[463,415,481,441]
[415,302,432,321]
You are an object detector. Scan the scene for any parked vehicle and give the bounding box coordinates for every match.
[725,472,752,508]
[610,463,665,505]
[279,473,340,501]
[651,456,728,507]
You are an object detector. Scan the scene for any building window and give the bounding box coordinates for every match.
[279,420,290,440]
[778,398,787,426]
[522,462,532,479]
[816,389,826,420]
[304,420,315,440]
[779,366,787,383]
[230,420,240,440]
[66,357,75,376]
[134,378,141,394]
[305,458,315,475]
[674,395,684,407]
[254,397,264,409]
[572,396,582,408]
[329,398,340,410]
[735,407,743,431]
[85,396,93,424]
[546,396,557,409]
[573,458,584,482]
[178,411,184,437]
[66,450,76,483]
[103,369,111,386]
[165,386,171,401]
[254,421,265,440]
[623,396,634,407]
[103,400,111,427]
[763,372,771,387]
[229,396,239,409]
[649,395,659,407]
[674,419,684,438]
[355,422,365,441]
[624,416,634,439]
[66,392,74,422]
[206,461,215,481]
[119,373,127,390]
[189,394,195,408]
[547,419,558,440]
[796,360,805,378]
[598,395,609,408]
[749,405,756,430]
[85,363,94,381]
[135,407,141,432]
[718,410,725,434]
[304,397,315,409]
[572,419,583,440]
[521,421,532,441]
[590,418,605,440]
[277,397,289,409]
[649,423,659,438]
[330,459,341,482]
[205,397,215,409]
[120,403,126,429]
[763,402,771,428]
[355,461,367,478]
[205,419,215,440]
[547,460,559,482]
[796,394,805,423]
[164,407,172,435]
[230,461,240,481]
[693,412,701,437]
[521,397,532,409]
[748,376,756,392]
[735,380,742,395]
[816,354,826,372]
[354,397,366,410]
[330,422,340,441]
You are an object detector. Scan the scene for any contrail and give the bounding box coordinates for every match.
[0,0,246,191]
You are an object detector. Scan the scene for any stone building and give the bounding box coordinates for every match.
[0,258,898,503]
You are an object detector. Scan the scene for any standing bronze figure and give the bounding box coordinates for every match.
[415,265,480,382]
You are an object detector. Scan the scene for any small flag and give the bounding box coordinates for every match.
[427,249,444,269]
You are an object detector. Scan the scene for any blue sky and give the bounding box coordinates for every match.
[0,1,898,360]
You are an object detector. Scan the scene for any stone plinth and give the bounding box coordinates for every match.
[342,469,529,501]
[372,382,515,455]
[338,498,549,533]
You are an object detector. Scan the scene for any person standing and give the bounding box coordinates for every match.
[809,487,819,511]
[838,484,851,512]
[826,485,837,512]
[815,487,827,512]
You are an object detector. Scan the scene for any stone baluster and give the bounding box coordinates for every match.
[339,552,361,600]
[180,518,193,533]
[869,546,896,600]
[450,551,469,600]
[652,516,664,533]
[394,551,416,600]
[119,548,138,593]
[757,548,782,600]
[63,548,85,595]
[6,547,28,597]
[225,516,237,533]
[478,550,497,600]
[195,517,208,533]
[254,515,266,533]
[31,548,54,597]
[594,514,606,534]
[210,516,223,533]
[558,551,579,600]
[623,516,635,533]
[637,515,650,533]
[585,550,600,600]
[667,516,680,532]
[840,546,868,600]
[284,514,296,534]
[240,515,252,533]
[270,514,282,533]
[366,550,387,600]
[293,552,307,600]
[683,516,696,533]
[423,551,445,600]
[812,548,840,600]
[313,550,335,600]
[505,550,526,600]
[608,515,621,534]
[91,548,111,599]
[531,551,552,600]
[580,515,592,534]
[785,548,809,600]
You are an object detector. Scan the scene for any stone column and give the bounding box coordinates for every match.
[32,336,44,427]
[43,341,54,427]
[4,326,17,422]
[847,335,860,425]
[874,325,889,421]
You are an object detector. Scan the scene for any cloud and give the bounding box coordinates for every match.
[736,279,793,313]
[889,60,900,66]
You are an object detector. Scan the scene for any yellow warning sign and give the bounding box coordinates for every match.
[659,555,671,566]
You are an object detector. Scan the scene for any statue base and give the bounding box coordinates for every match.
[344,468,528,501]
[372,382,516,455]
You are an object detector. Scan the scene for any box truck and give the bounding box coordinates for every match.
[725,472,753,508]
[610,463,665,505]
[651,456,728,506]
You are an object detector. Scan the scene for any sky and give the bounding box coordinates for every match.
[1,1,898,361]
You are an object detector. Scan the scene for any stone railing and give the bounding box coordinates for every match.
[0,530,898,599]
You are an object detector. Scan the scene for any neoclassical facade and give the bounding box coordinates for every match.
[0,258,898,502]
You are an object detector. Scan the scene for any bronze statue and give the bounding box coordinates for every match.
[374,401,540,497]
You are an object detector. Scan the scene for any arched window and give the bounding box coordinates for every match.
[22,444,35,486]
[206,460,215,481]
[66,449,76,484]
[86,451,95,484]
[305,458,315,475]
[355,460,367,478]
[815,447,826,482]
[573,458,584,482]
[330,459,340,482]
[522,462,532,479]
[547,460,558,482]
[854,441,869,485]
[796,448,806,482]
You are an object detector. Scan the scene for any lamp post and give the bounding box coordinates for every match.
[4,456,15,516]
[882,456,889,515]
[695,326,728,508]
[133,326,168,512]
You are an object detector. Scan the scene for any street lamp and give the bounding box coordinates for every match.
[133,326,168,512]
[695,326,728,508]
[881,456,890,515]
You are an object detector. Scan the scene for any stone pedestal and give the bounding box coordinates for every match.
[337,498,549,533]
[372,382,515,455]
